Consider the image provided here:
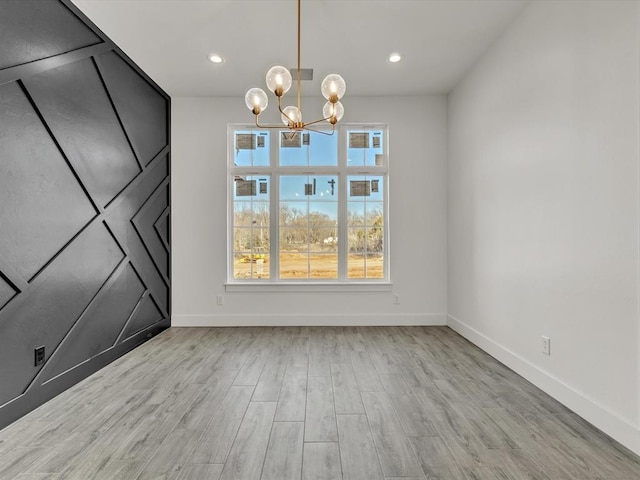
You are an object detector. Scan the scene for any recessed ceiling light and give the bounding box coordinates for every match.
[208,53,224,64]
[388,52,402,63]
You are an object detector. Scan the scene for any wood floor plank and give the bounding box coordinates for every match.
[378,373,412,395]
[15,475,61,480]
[189,385,254,464]
[408,436,459,475]
[428,408,489,467]
[0,447,45,478]
[360,392,423,477]
[178,463,224,480]
[288,336,309,367]
[385,477,426,480]
[302,442,342,480]
[452,404,518,450]
[0,421,50,451]
[337,414,384,480]
[483,449,551,480]
[253,358,287,402]
[93,460,146,480]
[331,362,365,414]
[260,422,304,480]
[176,369,237,431]
[389,393,439,437]
[219,401,277,480]
[350,351,384,392]
[234,351,268,386]
[275,366,307,422]
[112,384,202,461]
[136,428,200,480]
[462,466,511,480]
[305,376,338,442]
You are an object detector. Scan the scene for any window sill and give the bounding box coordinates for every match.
[225,282,393,293]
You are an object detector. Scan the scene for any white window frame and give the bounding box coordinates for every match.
[226,124,390,290]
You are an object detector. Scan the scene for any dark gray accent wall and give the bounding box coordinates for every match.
[0,0,171,429]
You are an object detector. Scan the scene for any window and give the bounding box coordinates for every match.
[228,125,388,283]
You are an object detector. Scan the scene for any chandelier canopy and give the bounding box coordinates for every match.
[244,0,346,134]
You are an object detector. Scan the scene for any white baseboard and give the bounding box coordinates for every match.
[447,314,640,456]
[171,313,447,327]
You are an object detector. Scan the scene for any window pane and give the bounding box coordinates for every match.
[310,254,338,279]
[365,202,384,226]
[311,175,339,200]
[280,175,338,202]
[347,252,365,279]
[346,227,384,279]
[280,226,308,250]
[280,251,309,279]
[308,202,337,226]
[367,227,383,253]
[347,202,365,226]
[347,130,384,167]
[280,202,307,227]
[233,227,269,252]
[280,176,308,201]
[311,228,338,253]
[233,175,270,201]
[280,131,338,166]
[234,202,269,227]
[348,174,384,251]
[368,176,384,201]
[366,226,384,277]
[233,131,269,167]
[233,252,270,279]
[347,227,365,255]
[347,175,383,202]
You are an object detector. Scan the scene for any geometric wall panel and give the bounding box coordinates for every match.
[41,262,146,382]
[0,81,97,282]
[0,0,170,429]
[0,276,18,312]
[132,184,170,283]
[105,156,170,313]
[0,0,101,70]
[23,58,141,208]
[155,210,170,253]
[122,293,164,340]
[97,51,169,165]
[0,220,124,407]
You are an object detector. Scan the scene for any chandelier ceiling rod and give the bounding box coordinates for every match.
[244,0,347,134]
[296,0,301,118]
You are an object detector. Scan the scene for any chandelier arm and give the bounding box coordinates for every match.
[303,116,334,128]
[303,124,336,136]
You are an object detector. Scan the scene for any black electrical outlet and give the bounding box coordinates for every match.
[34,346,45,367]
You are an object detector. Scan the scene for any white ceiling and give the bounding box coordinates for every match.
[71,0,528,97]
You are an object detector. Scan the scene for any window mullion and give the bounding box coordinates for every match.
[337,127,348,281]
[270,131,279,280]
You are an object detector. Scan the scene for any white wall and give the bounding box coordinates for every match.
[172,95,447,326]
[448,0,640,454]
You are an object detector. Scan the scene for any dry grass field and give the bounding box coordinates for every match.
[234,253,383,279]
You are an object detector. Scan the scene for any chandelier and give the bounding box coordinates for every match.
[244,0,346,134]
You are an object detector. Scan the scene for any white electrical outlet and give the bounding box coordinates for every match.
[393,294,400,304]
[216,295,224,306]
[542,336,550,355]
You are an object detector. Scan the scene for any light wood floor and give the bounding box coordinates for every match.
[1,326,639,480]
